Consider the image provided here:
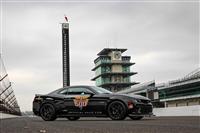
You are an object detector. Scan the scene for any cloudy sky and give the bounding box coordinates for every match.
[0,0,199,111]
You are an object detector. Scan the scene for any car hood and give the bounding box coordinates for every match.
[111,93,150,101]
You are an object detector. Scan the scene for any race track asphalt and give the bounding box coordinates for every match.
[0,116,199,133]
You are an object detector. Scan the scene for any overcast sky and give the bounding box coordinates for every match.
[0,0,199,111]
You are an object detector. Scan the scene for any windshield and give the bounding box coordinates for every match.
[48,88,64,95]
[91,86,112,94]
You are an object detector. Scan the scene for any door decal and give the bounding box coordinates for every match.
[73,96,89,108]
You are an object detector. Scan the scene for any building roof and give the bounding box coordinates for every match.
[91,72,137,81]
[157,68,200,90]
[99,82,139,88]
[94,55,111,63]
[116,80,155,94]
[94,55,131,63]
[92,62,135,71]
[97,48,127,55]
[157,78,200,90]
[159,94,200,102]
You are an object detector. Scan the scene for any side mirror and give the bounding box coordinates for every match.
[89,93,94,97]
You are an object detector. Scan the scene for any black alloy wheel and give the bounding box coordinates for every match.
[108,101,127,120]
[129,116,143,120]
[40,103,57,121]
[67,116,80,121]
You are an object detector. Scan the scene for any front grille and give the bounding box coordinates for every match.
[132,105,152,114]
[139,106,152,114]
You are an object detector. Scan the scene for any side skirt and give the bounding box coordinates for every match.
[57,112,108,117]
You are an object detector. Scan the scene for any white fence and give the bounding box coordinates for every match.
[153,105,200,116]
[1,105,199,119]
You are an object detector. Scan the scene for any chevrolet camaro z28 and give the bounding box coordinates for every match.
[33,85,153,121]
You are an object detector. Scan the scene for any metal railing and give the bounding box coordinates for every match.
[0,56,21,115]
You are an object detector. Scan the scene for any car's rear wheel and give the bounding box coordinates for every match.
[108,101,127,120]
[40,103,57,121]
[129,116,143,120]
[67,116,80,121]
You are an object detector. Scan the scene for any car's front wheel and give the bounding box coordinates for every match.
[129,116,143,120]
[67,116,80,121]
[40,103,57,121]
[108,101,127,120]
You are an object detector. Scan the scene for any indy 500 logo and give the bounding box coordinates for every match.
[73,96,89,108]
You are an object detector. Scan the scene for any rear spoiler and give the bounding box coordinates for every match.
[35,94,43,97]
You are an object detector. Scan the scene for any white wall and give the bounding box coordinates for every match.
[0,112,20,119]
[153,105,200,116]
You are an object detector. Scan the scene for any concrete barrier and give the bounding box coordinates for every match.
[153,105,200,116]
[0,112,20,119]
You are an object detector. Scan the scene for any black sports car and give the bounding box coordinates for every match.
[33,85,153,121]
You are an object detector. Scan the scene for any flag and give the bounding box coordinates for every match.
[64,16,68,22]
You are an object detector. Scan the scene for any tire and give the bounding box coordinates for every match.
[40,103,57,121]
[129,116,143,120]
[67,116,80,121]
[108,101,127,120]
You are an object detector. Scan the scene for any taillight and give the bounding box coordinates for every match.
[34,96,43,101]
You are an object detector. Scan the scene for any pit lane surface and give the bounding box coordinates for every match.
[0,117,199,133]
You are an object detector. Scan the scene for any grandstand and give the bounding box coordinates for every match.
[157,68,200,107]
[117,80,164,107]
[0,56,21,115]
[117,80,155,96]
[118,68,200,108]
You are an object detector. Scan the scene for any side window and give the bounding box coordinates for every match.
[68,87,93,95]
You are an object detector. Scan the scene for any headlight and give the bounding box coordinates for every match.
[134,99,151,104]
[133,99,141,103]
